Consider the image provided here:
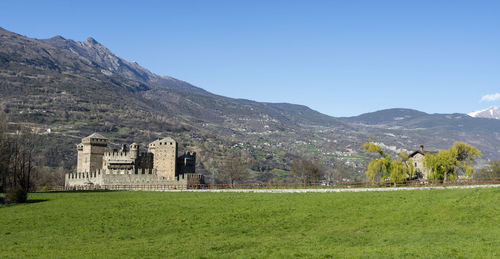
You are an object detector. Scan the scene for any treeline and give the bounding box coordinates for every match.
[215,151,355,187]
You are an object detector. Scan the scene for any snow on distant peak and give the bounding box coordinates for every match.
[468,106,500,120]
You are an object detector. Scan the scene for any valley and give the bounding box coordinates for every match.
[1,27,499,184]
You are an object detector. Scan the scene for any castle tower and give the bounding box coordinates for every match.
[77,133,108,173]
[130,142,139,160]
[177,152,196,175]
[148,137,177,179]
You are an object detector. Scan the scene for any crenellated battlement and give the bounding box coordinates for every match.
[105,151,133,158]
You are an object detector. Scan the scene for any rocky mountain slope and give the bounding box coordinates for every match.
[1,27,499,183]
[41,35,209,95]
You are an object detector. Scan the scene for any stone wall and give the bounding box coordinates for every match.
[65,169,204,189]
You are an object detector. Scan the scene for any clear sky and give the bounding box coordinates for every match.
[1,0,499,116]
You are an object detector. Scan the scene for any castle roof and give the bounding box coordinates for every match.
[158,137,175,142]
[149,137,176,146]
[409,150,438,158]
[84,133,107,140]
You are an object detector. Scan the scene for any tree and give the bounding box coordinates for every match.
[478,160,500,179]
[291,159,322,186]
[0,112,39,203]
[362,142,414,186]
[0,112,8,193]
[332,161,352,182]
[4,129,38,202]
[398,151,415,179]
[424,142,481,183]
[219,153,248,187]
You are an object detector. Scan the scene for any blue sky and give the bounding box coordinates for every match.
[1,0,499,116]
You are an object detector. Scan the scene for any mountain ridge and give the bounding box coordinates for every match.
[40,33,210,95]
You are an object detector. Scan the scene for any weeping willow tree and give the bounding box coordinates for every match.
[424,142,481,183]
[362,143,414,186]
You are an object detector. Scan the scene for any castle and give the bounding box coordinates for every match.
[65,133,204,189]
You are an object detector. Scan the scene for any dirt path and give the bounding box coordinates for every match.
[162,184,500,193]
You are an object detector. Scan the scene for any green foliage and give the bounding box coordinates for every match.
[424,142,482,182]
[0,190,499,257]
[389,160,408,183]
[361,142,387,158]
[362,143,413,185]
[365,157,390,183]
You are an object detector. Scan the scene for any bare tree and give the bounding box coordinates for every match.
[0,112,38,203]
[0,111,8,193]
[333,161,352,182]
[219,153,248,187]
[291,159,323,186]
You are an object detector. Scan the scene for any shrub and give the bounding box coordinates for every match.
[5,187,28,204]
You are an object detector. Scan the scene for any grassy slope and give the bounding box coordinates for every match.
[0,189,499,258]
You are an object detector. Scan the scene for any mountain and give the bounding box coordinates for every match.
[0,27,353,181]
[1,27,499,183]
[468,106,500,120]
[340,108,500,160]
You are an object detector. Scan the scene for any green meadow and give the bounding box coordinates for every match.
[0,188,499,258]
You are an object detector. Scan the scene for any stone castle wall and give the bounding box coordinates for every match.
[65,169,201,188]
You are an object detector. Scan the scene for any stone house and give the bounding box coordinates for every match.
[408,145,436,180]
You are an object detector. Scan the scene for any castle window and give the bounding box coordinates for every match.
[170,142,172,145]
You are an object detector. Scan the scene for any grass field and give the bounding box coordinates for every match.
[0,188,499,258]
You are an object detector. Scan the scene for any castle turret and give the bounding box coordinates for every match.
[77,133,108,173]
[130,143,139,160]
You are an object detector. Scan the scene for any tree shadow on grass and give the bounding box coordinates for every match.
[0,197,48,206]
[37,190,118,193]
[25,199,49,204]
